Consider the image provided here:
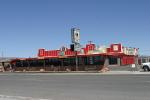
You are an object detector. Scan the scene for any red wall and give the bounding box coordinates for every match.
[82,44,96,55]
[38,49,45,57]
[121,56,135,65]
[85,44,95,52]
[38,44,96,57]
[65,49,75,56]
[107,48,111,53]
[38,44,136,66]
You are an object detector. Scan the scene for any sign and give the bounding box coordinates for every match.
[111,44,123,52]
[113,45,119,51]
[58,51,65,56]
[97,46,107,53]
[123,47,138,55]
[74,43,81,51]
[87,46,107,55]
[71,28,80,43]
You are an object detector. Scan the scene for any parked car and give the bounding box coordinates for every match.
[142,62,150,71]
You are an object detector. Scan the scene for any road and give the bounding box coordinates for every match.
[0,73,150,100]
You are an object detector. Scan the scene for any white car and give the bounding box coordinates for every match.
[142,62,150,71]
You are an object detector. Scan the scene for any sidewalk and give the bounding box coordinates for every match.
[102,71,150,75]
[1,71,150,75]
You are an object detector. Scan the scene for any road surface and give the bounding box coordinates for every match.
[0,73,150,100]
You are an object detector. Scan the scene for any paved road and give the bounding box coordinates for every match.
[0,73,150,100]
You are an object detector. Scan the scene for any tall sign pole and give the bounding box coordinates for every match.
[71,28,80,71]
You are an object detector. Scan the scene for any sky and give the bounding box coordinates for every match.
[0,0,150,57]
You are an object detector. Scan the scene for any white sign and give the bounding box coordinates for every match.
[123,47,138,55]
[87,46,107,54]
[113,45,118,51]
[71,28,80,43]
[97,46,107,53]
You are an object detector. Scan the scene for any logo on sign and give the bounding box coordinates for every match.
[113,45,118,51]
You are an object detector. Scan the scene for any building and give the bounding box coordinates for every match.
[10,28,139,71]
[138,56,150,64]
[10,43,139,71]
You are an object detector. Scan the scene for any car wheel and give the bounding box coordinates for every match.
[143,66,150,72]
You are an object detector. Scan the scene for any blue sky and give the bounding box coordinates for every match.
[0,0,150,57]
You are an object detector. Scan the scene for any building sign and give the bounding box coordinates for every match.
[97,46,107,53]
[38,49,45,57]
[113,45,119,51]
[111,44,122,52]
[58,51,65,56]
[128,48,134,55]
[123,47,138,55]
[87,46,107,54]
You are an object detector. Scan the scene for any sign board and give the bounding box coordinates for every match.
[123,47,138,55]
[111,44,122,52]
[71,28,80,43]
[74,43,81,51]
[113,45,119,51]
[87,46,107,54]
[97,46,107,53]
[58,51,65,56]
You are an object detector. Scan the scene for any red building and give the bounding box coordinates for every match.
[10,43,138,71]
[38,43,138,65]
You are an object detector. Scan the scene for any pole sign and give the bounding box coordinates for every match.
[71,28,80,44]
[74,43,81,51]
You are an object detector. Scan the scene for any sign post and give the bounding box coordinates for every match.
[71,28,81,71]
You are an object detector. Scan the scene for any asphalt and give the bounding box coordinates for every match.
[0,72,150,100]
